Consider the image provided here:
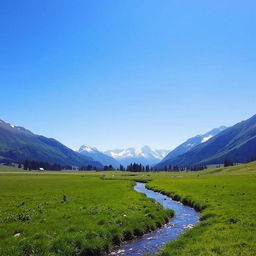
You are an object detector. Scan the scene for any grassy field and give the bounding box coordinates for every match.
[146,163,256,256]
[0,162,255,256]
[0,172,172,256]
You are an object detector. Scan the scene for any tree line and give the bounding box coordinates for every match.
[16,157,256,172]
[79,165,99,171]
[23,160,70,171]
[102,163,208,172]
[150,164,207,172]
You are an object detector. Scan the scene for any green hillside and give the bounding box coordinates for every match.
[157,114,256,168]
[0,120,102,168]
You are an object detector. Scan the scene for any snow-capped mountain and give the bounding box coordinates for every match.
[104,146,169,167]
[156,126,227,167]
[156,115,256,168]
[78,145,120,168]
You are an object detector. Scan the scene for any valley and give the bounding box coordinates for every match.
[0,162,255,255]
[2,2,255,255]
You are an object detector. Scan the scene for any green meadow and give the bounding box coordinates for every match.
[147,163,256,256]
[0,170,171,256]
[0,162,256,256]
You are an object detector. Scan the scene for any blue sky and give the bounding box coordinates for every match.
[1,0,256,150]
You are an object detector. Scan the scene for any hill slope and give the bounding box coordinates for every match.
[160,126,226,163]
[0,120,103,168]
[156,114,256,168]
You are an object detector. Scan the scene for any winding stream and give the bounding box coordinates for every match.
[109,182,200,256]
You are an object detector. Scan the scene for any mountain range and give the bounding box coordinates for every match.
[78,145,120,168]
[158,126,227,165]
[156,114,256,168]
[0,120,103,168]
[1,114,256,170]
[104,146,169,166]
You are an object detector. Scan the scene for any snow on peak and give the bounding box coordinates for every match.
[79,145,98,153]
[201,135,213,143]
[105,146,169,160]
[199,126,227,143]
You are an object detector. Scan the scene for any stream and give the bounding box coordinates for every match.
[109,182,200,256]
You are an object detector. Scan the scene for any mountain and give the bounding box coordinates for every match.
[158,126,227,164]
[78,145,120,168]
[0,120,103,168]
[156,114,256,168]
[104,146,169,166]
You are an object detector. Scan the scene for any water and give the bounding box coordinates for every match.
[109,182,200,256]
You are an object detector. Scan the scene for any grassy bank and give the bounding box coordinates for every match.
[0,172,172,256]
[147,162,256,256]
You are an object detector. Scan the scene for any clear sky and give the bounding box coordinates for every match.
[1,0,256,151]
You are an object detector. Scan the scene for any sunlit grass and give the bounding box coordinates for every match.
[0,162,255,255]
[0,173,171,256]
[146,162,256,256]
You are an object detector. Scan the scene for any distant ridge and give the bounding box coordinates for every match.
[0,120,103,168]
[78,145,120,168]
[157,126,227,166]
[155,114,256,168]
[105,146,169,166]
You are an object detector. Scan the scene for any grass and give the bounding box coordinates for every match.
[146,162,256,256]
[0,172,172,256]
[0,165,26,172]
[0,162,255,255]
